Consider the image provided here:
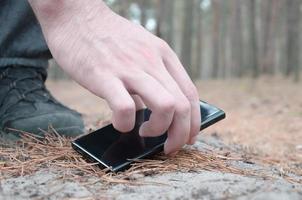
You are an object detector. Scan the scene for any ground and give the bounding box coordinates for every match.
[0,77,301,199]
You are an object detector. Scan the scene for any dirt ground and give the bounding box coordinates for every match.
[46,76,302,164]
[1,77,301,199]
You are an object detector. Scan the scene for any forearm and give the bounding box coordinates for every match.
[28,0,110,31]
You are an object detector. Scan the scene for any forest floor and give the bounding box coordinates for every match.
[0,77,302,199]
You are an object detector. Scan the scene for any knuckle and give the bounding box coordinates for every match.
[157,39,170,51]
[143,121,165,136]
[160,97,176,113]
[176,100,191,115]
[115,102,135,116]
[116,123,133,133]
[185,85,199,101]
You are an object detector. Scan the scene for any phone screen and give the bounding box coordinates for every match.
[72,101,225,172]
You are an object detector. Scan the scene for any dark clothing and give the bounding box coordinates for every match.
[0,0,51,68]
[0,1,84,139]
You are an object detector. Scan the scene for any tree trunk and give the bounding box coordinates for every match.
[139,0,148,27]
[219,1,228,78]
[164,0,175,48]
[195,0,203,79]
[211,0,220,78]
[230,0,243,77]
[118,0,129,18]
[248,0,259,78]
[180,0,195,78]
[286,0,301,82]
[155,0,166,38]
[261,0,280,74]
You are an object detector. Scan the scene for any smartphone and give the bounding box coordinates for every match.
[72,101,225,172]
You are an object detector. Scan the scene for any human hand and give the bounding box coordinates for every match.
[29,0,201,154]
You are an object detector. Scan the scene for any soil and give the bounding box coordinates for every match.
[0,77,301,199]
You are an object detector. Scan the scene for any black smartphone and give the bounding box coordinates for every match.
[72,101,225,172]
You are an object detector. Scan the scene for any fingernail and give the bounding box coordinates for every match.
[139,128,145,137]
[164,147,178,156]
[164,141,180,156]
[164,141,173,155]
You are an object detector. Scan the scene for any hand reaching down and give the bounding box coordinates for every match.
[29,0,201,155]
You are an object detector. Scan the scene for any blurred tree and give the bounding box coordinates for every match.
[138,0,148,27]
[49,0,302,82]
[155,0,175,48]
[248,0,259,78]
[118,0,130,18]
[181,0,195,78]
[218,0,228,78]
[155,0,165,37]
[211,0,220,78]
[165,0,175,48]
[195,0,203,78]
[230,0,243,77]
[286,0,301,82]
[261,0,279,74]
